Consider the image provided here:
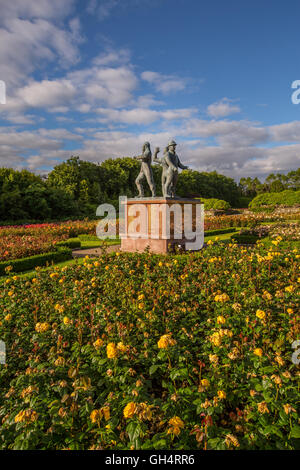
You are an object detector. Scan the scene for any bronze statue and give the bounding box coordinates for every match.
[154,140,188,197]
[134,142,156,197]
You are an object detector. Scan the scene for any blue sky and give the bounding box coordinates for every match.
[0,0,300,180]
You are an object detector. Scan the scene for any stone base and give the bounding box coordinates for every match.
[121,237,186,254]
[120,197,203,254]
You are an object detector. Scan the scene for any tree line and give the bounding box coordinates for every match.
[0,156,299,222]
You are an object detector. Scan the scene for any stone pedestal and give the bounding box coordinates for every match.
[120,197,204,254]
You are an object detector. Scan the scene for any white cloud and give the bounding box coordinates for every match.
[92,48,131,66]
[0,1,82,87]
[95,107,196,125]
[207,98,241,118]
[269,121,300,142]
[141,71,187,94]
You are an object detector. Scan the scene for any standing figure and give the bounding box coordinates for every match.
[153,146,171,197]
[134,142,156,197]
[154,140,188,197]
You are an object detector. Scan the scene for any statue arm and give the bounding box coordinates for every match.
[177,155,188,170]
[178,160,188,170]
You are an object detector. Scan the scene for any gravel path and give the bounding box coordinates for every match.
[72,245,121,258]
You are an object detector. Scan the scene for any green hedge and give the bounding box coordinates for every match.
[249,190,300,209]
[197,198,231,210]
[55,238,81,249]
[205,228,238,236]
[0,248,72,276]
[230,233,259,244]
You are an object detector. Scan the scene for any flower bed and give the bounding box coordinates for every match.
[0,242,299,450]
[0,220,97,262]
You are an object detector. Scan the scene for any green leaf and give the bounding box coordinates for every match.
[290,425,300,439]
[149,365,159,375]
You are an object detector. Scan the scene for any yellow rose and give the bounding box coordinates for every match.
[253,348,263,357]
[256,309,266,320]
[123,402,137,419]
[90,409,102,423]
[217,315,226,324]
[35,322,50,333]
[63,317,71,325]
[217,390,226,399]
[102,406,110,421]
[157,334,176,349]
[285,285,294,293]
[106,342,118,359]
[201,378,210,388]
[117,342,127,353]
[93,338,103,349]
[4,314,12,322]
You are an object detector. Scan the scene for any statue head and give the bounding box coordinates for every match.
[142,141,150,153]
[167,140,177,151]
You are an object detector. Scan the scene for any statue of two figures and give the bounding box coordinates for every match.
[134,140,188,198]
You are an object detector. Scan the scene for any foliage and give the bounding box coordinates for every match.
[249,190,300,210]
[55,239,81,249]
[0,241,299,450]
[0,248,72,276]
[198,198,231,211]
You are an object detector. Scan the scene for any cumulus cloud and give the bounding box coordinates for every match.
[0,0,82,87]
[141,71,187,94]
[207,98,241,118]
[95,107,197,125]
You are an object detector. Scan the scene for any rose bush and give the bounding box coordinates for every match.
[0,240,299,450]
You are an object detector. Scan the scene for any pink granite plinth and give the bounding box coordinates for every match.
[120,197,203,254]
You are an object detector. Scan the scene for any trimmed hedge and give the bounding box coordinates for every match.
[0,248,72,276]
[197,198,231,210]
[230,233,259,244]
[205,228,238,236]
[249,190,300,210]
[55,238,81,249]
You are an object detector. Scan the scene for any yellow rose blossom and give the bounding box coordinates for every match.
[102,406,110,421]
[54,356,65,366]
[285,285,294,293]
[214,293,230,303]
[14,409,38,423]
[257,401,269,414]
[93,338,103,349]
[225,434,239,448]
[253,348,263,357]
[106,342,118,359]
[201,378,210,388]
[63,317,71,325]
[167,416,184,436]
[283,404,296,415]
[123,402,137,419]
[256,309,266,320]
[117,342,127,353]
[157,334,176,349]
[35,322,50,333]
[217,390,226,399]
[217,315,226,324]
[4,314,12,322]
[287,308,293,314]
[90,409,102,423]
